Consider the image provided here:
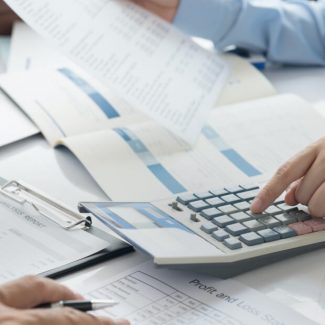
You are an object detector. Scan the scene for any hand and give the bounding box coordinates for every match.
[0,276,129,325]
[0,0,19,35]
[131,0,179,21]
[251,137,325,217]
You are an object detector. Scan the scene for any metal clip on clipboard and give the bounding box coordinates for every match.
[0,180,92,230]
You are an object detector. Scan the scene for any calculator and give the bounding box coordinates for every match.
[79,183,325,278]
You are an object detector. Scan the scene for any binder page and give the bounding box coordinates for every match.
[65,262,316,325]
[61,94,325,201]
[4,0,228,144]
[0,89,38,147]
[0,70,146,146]
[0,194,108,284]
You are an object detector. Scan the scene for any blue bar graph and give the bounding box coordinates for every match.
[202,126,261,177]
[114,128,187,194]
[58,68,120,119]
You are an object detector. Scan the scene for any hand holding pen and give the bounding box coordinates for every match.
[0,276,129,325]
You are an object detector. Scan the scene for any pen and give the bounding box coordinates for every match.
[36,299,119,312]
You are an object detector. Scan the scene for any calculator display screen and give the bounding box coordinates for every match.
[89,202,190,232]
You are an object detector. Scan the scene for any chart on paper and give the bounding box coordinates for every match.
[68,262,317,325]
[88,271,245,325]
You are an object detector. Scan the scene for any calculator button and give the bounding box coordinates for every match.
[223,238,242,250]
[304,218,325,232]
[201,207,223,220]
[275,213,297,225]
[218,205,237,214]
[188,200,210,212]
[194,192,214,200]
[225,223,249,236]
[209,189,228,197]
[265,206,282,215]
[257,229,281,242]
[211,229,229,241]
[277,203,298,213]
[220,194,241,204]
[288,222,313,235]
[224,186,245,193]
[237,189,260,200]
[243,220,265,232]
[239,184,259,191]
[239,232,264,246]
[259,216,281,228]
[205,197,225,207]
[273,226,297,239]
[295,210,311,222]
[212,215,236,228]
[177,194,197,205]
[200,223,219,234]
[230,212,252,222]
[234,201,250,211]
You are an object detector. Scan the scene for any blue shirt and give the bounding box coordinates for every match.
[174,0,325,66]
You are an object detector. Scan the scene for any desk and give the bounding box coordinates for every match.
[1,66,325,323]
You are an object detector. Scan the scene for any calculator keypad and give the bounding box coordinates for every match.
[176,184,321,251]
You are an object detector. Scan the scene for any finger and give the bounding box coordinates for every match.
[0,276,79,309]
[294,154,325,205]
[251,144,317,213]
[284,180,301,206]
[307,182,325,218]
[24,308,129,325]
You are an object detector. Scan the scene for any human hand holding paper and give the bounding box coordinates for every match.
[131,0,179,21]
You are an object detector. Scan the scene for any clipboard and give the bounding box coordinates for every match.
[0,177,134,279]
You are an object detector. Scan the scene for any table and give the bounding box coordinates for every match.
[1,65,325,324]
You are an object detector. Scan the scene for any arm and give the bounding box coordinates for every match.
[135,0,325,66]
[0,276,129,325]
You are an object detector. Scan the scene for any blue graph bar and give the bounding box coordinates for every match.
[58,68,120,119]
[202,126,261,177]
[114,128,187,194]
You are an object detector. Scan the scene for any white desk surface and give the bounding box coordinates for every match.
[1,65,325,323]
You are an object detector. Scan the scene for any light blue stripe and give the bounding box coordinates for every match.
[147,164,186,194]
[222,149,261,177]
[114,128,187,194]
[58,68,120,119]
[202,126,261,177]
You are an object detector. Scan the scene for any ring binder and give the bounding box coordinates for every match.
[0,180,92,230]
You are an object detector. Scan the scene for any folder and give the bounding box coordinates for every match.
[0,178,133,280]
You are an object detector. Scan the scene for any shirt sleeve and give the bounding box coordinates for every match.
[173,0,325,66]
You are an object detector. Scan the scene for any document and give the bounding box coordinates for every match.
[0,89,38,147]
[4,0,228,144]
[8,22,275,107]
[66,262,317,324]
[0,192,108,284]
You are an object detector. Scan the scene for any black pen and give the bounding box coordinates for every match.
[36,300,119,312]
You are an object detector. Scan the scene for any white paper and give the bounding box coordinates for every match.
[4,0,228,143]
[61,94,325,201]
[0,192,108,284]
[0,89,38,147]
[65,261,316,325]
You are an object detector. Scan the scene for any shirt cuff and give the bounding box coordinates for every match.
[174,0,242,45]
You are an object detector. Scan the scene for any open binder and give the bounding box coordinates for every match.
[0,177,133,279]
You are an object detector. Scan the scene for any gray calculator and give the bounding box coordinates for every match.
[80,183,325,278]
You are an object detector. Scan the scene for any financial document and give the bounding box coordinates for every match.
[0,193,108,284]
[0,89,38,147]
[66,262,317,325]
[4,0,228,144]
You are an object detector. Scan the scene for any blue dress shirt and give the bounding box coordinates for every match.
[174,0,325,65]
